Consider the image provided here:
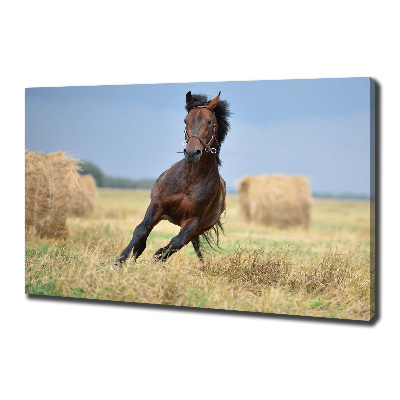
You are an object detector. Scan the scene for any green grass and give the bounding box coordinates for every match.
[25,189,373,320]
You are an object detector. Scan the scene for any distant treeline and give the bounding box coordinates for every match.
[79,161,370,199]
[79,161,155,189]
[312,192,370,200]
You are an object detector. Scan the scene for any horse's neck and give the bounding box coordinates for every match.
[182,154,219,179]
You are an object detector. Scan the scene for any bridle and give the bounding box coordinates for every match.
[183,106,219,154]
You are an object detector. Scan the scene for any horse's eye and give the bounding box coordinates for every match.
[207,120,212,125]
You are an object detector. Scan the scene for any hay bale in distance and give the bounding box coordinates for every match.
[238,174,312,228]
[69,174,97,217]
[25,150,79,238]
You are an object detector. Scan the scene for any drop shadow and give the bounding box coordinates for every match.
[371,78,381,324]
[27,292,375,326]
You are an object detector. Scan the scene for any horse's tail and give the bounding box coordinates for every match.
[192,218,224,259]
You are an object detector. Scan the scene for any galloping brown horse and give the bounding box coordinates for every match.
[118,91,231,264]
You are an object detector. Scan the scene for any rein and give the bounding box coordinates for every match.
[181,106,219,154]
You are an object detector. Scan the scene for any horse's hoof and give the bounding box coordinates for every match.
[153,251,168,262]
[153,254,162,262]
[117,250,130,264]
[154,247,171,262]
[115,254,127,267]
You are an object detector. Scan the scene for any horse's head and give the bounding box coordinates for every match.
[183,91,220,164]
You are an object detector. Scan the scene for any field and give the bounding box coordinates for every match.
[25,189,374,321]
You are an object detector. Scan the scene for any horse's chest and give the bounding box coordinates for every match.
[156,162,223,224]
[160,189,204,221]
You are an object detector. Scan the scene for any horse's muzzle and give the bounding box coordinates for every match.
[184,149,202,163]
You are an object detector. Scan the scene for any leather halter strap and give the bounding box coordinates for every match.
[189,105,215,113]
[186,133,216,153]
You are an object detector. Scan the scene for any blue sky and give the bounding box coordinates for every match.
[25,78,372,196]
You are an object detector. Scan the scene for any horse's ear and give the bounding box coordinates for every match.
[186,91,193,104]
[206,91,221,110]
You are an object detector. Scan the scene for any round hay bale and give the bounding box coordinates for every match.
[238,174,312,228]
[69,174,97,217]
[25,150,79,238]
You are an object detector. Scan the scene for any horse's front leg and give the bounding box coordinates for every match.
[154,218,199,262]
[118,203,160,265]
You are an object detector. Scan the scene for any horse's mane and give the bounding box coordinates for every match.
[185,93,231,166]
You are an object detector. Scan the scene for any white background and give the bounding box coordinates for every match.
[1,1,399,399]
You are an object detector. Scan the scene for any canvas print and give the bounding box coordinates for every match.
[25,78,375,321]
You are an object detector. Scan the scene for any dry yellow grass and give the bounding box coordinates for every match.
[69,174,97,217]
[25,189,373,321]
[238,174,312,228]
[25,150,79,239]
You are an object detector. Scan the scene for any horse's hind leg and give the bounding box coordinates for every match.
[118,203,159,265]
[191,237,203,261]
[154,218,199,262]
